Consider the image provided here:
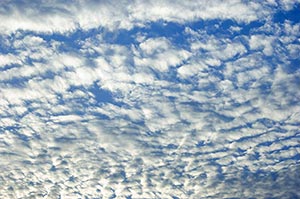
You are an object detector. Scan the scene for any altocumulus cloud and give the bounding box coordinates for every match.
[0,0,300,198]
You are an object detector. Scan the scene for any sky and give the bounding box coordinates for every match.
[0,0,300,198]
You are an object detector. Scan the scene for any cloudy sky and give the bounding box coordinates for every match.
[0,1,300,198]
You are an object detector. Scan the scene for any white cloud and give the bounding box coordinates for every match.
[177,63,207,79]
[0,1,300,198]
[50,114,84,123]
[0,0,274,34]
[279,0,300,10]
[0,53,22,68]
[134,37,191,72]
[249,34,275,56]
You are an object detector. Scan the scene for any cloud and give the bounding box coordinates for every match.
[0,1,300,198]
[0,0,280,34]
[0,53,22,68]
[134,37,191,72]
[249,34,275,56]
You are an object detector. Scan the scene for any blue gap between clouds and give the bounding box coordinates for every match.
[273,3,300,24]
[112,18,266,46]
[88,82,114,104]
[0,35,18,54]
[32,19,246,49]
[67,84,114,106]
[285,59,300,74]
[0,15,273,55]
[102,20,188,49]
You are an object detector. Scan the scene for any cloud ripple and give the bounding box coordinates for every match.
[0,1,300,198]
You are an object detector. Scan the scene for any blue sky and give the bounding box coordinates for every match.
[0,1,300,198]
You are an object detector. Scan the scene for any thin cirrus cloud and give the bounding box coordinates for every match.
[0,0,300,198]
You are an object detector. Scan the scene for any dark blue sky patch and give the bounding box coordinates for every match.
[88,82,114,104]
[0,35,16,54]
[2,77,28,88]
[103,28,137,46]
[144,21,187,46]
[189,19,237,38]
[239,20,265,35]
[285,59,300,74]
[39,69,57,80]
[273,4,300,24]
[102,21,190,49]
[0,63,22,72]
[187,18,265,39]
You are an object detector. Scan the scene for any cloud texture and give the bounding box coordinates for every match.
[0,0,300,198]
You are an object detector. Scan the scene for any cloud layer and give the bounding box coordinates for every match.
[0,1,300,198]
[1,0,299,34]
